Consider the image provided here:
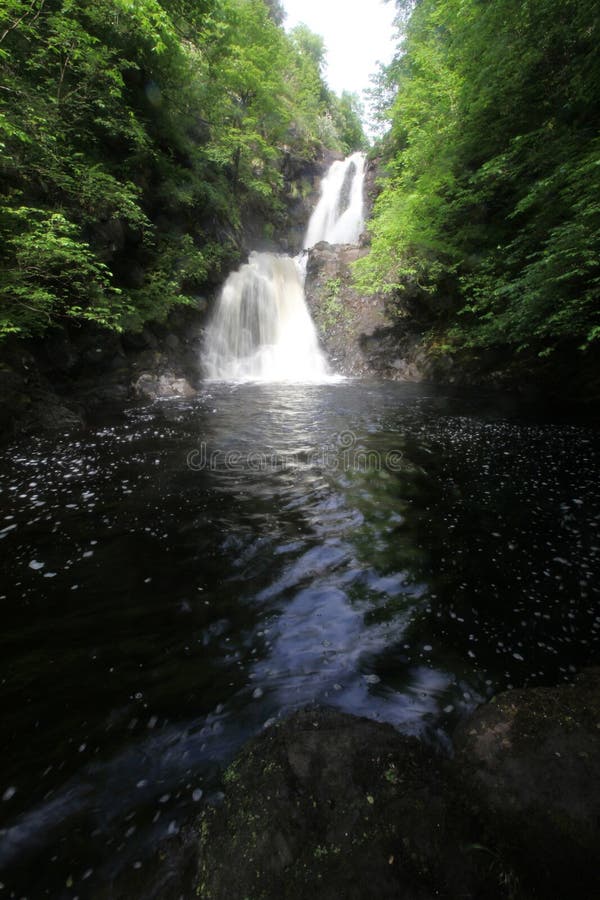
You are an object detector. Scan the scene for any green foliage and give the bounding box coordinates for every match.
[286,25,368,156]
[316,276,352,331]
[359,0,600,359]
[325,277,342,300]
[0,206,128,336]
[331,92,369,155]
[0,0,364,339]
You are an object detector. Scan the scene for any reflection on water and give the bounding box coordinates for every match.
[1,381,599,896]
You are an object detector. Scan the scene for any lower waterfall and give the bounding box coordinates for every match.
[202,252,329,382]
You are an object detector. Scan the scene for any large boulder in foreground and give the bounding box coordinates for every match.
[455,668,600,898]
[195,707,500,900]
[195,673,600,900]
[91,672,600,899]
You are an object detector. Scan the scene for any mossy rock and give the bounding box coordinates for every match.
[195,707,506,900]
[455,668,600,898]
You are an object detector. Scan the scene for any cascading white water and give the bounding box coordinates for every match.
[202,152,366,382]
[202,252,329,381]
[303,151,366,248]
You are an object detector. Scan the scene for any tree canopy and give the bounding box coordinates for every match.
[357,0,600,361]
[0,0,367,339]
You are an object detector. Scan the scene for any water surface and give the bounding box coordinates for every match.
[1,380,599,896]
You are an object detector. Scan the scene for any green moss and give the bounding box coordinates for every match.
[223,758,242,785]
[315,276,353,332]
[384,764,400,785]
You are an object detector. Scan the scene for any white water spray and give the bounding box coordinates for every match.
[202,153,366,382]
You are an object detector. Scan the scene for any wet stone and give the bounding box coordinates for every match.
[194,707,503,900]
[455,667,600,898]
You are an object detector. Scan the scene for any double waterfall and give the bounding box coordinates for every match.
[202,152,366,382]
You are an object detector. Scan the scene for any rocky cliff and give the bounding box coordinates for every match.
[304,241,426,380]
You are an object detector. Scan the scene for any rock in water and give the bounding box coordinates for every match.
[455,668,600,898]
[133,373,196,399]
[92,677,600,898]
[195,707,501,900]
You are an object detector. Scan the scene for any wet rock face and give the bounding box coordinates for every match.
[195,708,501,900]
[455,668,600,898]
[0,305,206,440]
[133,372,196,400]
[304,243,426,379]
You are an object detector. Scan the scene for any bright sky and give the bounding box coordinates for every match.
[283,0,398,100]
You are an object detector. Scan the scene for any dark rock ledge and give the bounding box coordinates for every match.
[0,305,206,442]
[454,667,600,898]
[96,669,600,900]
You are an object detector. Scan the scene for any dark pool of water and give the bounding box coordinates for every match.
[1,380,599,896]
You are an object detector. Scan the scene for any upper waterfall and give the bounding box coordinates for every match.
[303,151,366,249]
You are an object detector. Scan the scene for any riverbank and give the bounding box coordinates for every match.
[0,306,206,440]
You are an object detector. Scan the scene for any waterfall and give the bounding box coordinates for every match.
[202,152,366,382]
[303,151,366,248]
[202,252,328,382]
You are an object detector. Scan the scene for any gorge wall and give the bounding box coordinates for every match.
[3,144,598,443]
[304,241,426,381]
